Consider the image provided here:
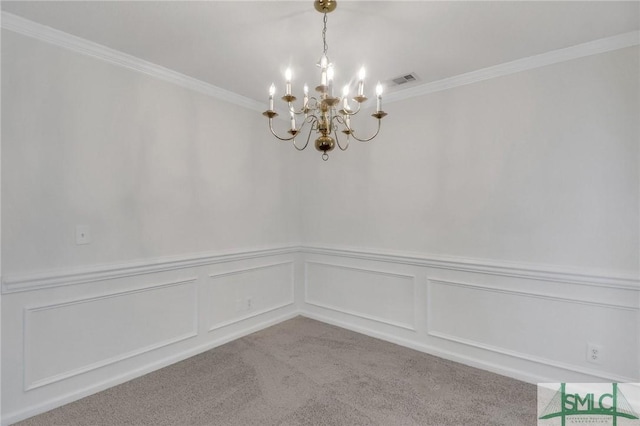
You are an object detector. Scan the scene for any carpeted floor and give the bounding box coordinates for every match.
[16,316,537,425]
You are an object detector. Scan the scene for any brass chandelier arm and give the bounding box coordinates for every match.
[288,103,306,116]
[349,118,382,143]
[289,97,320,116]
[267,118,297,141]
[267,112,313,142]
[334,127,349,151]
[340,101,362,116]
[293,118,317,151]
[307,97,321,112]
[332,115,350,151]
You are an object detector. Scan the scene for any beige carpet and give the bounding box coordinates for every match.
[16,316,537,425]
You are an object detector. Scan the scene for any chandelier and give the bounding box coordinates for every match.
[262,0,388,161]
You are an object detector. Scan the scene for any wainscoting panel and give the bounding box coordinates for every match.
[2,245,638,426]
[23,279,198,391]
[299,246,639,384]
[427,279,638,380]
[2,248,299,426]
[304,261,416,330]
[207,262,295,331]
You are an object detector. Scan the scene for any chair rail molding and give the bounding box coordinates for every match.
[2,245,300,294]
[301,245,639,290]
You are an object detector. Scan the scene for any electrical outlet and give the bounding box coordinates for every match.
[586,343,603,364]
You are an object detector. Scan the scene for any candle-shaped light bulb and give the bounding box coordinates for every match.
[327,66,334,82]
[342,85,350,110]
[320,55,328,86]
[269,83,275,110]
[285,68,292,95]
[327,66,335,96]
[303,84,309,109]
[358,67,365,96]
[375,82,383,112]
[290,110,296,130]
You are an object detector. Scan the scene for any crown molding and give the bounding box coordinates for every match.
[1,11,266,113]
[2,12,638,112]
[384,30,640,105]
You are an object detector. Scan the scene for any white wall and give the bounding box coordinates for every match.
[300,47,639,274]
[0,21,3,422]
[1,21,639,426]
[1,30,300,275]
[1,30,302,424]
[299,46,639,384]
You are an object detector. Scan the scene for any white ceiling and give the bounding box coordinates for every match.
[2,1,639,104]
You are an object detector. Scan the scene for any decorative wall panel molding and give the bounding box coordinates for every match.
[301,245,639,290]
[426,279,638,383]
[427,279,638,311]
[3,244,638,425]
[207,262,295,331]
[5,310,298,426]
[23,279,198,390]
[304,261,417,331]
[2,245,299,293]
[301,246,638,383]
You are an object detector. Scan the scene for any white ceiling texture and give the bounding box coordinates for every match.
[2,1,639,105]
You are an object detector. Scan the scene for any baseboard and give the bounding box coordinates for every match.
[1,310,300,426]
[298,310,635,385]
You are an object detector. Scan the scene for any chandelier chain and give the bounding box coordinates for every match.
[322,13,328,57]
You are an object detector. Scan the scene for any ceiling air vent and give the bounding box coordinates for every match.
[391,72,419,86]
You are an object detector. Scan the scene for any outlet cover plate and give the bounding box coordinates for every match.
[586,343,603,364]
